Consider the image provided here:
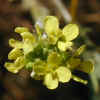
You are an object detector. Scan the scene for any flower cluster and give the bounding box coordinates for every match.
[5,16,94,89]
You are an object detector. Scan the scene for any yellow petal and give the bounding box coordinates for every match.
[44,73,58,89]
[14,56,25,68]
[55,67,71,83]
[23,40,34,54]
[21,32,35,43]
[58,41,73,51]
[8,48,23,60]
[5,56,25,74]
[5,62,19,73]
[63,24,79,41]
[44,16,59,35]
[77,61,94,73]
[15,27,29,34]
[9,38,23,48]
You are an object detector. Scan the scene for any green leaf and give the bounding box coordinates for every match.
[55,67,71,83]
[63,24,79,41]
[44,73,58,89]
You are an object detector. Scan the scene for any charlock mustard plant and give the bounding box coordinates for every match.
[4,16,94,90]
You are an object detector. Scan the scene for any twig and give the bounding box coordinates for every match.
[70,0,79,22]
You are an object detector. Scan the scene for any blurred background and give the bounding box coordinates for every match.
[0,0,100,100]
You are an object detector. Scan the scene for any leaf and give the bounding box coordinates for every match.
[44,16,59,35]
[44,73,58,89]
[55,67,71,83]
[58,41,73,51]
[74,45,86,56]
[15,27,29,34]
[63,24,79,41]
[8,48,23,60]
[72,75,88,84]
[77,61,94,73]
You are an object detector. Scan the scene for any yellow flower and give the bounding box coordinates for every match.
[4,16,94,90]
[44,66,72,89]
[44,16,79,49]
[58,24,79,51]
[9,27,36,55]
[58,41,73,52]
